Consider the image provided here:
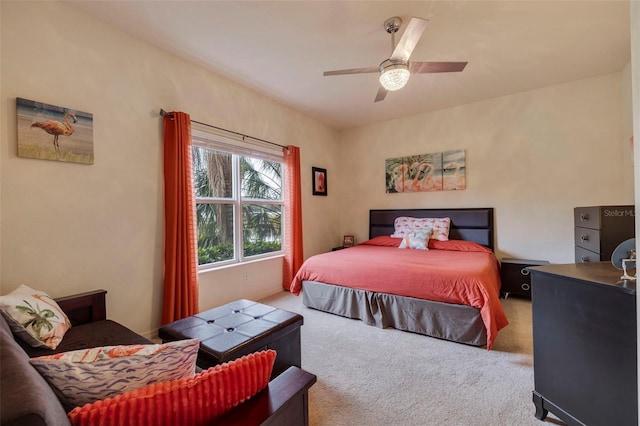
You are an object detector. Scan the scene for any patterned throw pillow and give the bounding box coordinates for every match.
[0,285,71,349]
[30,338,200,407]
[67,349,277,426]
[398,230,431,250]
[391,217,451,241]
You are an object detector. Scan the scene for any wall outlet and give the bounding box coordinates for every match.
[243,273,249,282]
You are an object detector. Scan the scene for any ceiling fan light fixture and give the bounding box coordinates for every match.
[379,60,410,91]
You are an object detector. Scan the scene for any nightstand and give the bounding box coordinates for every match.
[331,246,347,251]
[500,258,549,298]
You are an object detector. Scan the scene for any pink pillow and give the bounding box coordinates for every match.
[428,239,492,253]
[359,236,402,247]
[67,349,276,426]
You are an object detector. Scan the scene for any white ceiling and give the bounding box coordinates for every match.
[68,1,631,130]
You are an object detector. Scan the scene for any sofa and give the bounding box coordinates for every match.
[0,289,316,426]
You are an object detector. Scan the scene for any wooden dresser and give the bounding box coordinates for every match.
[574,205,635,263]
[530,262,637,426]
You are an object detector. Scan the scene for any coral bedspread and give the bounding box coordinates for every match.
[289,237,508,349]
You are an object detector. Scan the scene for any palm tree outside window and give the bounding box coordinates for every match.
[192,134,284,268]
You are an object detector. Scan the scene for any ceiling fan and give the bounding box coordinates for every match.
[323,16,467,103]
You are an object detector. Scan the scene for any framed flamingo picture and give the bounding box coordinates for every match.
[312,167,327,196]
[385,149,465,193]
[16,98,94,164]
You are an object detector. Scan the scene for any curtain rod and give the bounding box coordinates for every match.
[160,109,286,150]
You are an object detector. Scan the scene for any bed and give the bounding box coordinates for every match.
[289,208,508,349]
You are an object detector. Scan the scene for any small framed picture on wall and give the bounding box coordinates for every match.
[343,235,354,247]
[312,167,327,196]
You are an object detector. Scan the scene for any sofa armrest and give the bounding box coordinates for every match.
[212,366,317,426]
[55,290,107,326]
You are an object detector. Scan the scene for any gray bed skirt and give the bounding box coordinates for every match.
[301,280,487,347]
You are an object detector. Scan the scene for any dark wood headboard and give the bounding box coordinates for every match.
[369,208,495,251]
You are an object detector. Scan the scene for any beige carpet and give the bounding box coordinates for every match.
[260,291,565,426]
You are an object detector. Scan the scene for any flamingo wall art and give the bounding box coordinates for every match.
[312,167,327,196]
[17,98,94,164]
[385,149,466,193]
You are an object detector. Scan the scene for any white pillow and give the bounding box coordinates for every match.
[30,338,200,407]
[0,285,71,349]
[398,230,430,250]
[391,216,451,241]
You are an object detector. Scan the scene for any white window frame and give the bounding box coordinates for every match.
[192,127,285,270]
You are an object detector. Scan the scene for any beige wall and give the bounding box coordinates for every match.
[337,72,633,264]
[622,62,635,197]
[0,2,341,337]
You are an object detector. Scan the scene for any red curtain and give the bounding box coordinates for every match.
[283,146,303,290]
[162,112,199,324]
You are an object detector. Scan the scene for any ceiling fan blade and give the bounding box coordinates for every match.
[390,17,428,63]
[374,86,388,103]
[410,61,468,73]
[323,66,379,76]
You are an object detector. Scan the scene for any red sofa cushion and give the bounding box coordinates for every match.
[68,349,276,426]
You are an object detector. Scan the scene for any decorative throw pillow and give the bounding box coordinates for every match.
[0,285,71,349]
[359,236,402,247]
[391,217,451,241]
[30,338,200,407]
[398,230,430,250]
[67,349,277,426]
[391,217,431,238]
[427,217,452,241]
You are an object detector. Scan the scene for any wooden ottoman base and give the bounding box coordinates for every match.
[159,299,303,379]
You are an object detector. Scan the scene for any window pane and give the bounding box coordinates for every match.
[196,203,234,265]
[192,147,232,198]
[241,157,282,200]
[243,204,282,257]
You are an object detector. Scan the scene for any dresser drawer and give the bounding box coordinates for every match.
[574,205,635,265]
[574,227,601,253]
[574,207,602,230]
[575,245,601,263]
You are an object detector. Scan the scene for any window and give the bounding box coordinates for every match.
[191,128,284,268]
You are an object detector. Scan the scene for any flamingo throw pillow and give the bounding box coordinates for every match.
[391,217,451,241]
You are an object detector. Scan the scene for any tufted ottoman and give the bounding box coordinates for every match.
[158,299,303,379]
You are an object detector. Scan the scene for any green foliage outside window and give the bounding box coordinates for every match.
[193,146,283,266]
[198,240,281,265]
